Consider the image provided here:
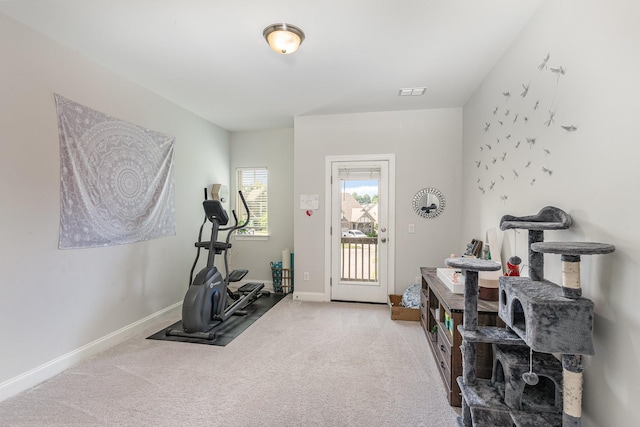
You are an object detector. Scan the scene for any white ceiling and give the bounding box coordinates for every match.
[0,0,544,132]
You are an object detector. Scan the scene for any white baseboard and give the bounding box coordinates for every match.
[0,302,181,403]
[234,279,317,300]
[292,291,328,302]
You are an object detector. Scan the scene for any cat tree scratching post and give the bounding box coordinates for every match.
[452,207,615,426]
[500,206,572,281]
[530,242,615,427]
[445,257,501,427]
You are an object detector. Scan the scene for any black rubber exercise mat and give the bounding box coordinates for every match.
[147,293,286,346]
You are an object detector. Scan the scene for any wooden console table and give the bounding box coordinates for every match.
[420,267,503,407]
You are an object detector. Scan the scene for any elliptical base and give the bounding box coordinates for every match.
[165,328,216,341]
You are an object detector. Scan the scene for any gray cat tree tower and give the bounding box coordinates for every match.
[446,206,614,427]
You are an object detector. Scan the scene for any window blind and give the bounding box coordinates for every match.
[236,168,268,235]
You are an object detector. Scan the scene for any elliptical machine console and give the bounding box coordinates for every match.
[166,191,266,341]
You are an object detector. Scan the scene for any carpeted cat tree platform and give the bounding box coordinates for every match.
[446,206,615,427]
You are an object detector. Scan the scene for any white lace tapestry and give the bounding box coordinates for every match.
[55,94,176,249]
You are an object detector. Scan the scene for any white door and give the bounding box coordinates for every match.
[329,158,392,303]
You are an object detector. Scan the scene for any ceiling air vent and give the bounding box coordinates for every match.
[398,88,426,96]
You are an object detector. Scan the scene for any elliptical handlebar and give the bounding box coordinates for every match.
[220,191,250,232]
[188,191,251,287]
[221,191,250,288]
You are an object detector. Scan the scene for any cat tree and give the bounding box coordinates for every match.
[446,206,614,427]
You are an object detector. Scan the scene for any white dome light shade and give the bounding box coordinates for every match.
[263,23,305,54]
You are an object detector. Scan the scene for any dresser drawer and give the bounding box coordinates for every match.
[433,342,452,391]
[436,325,452,372]
[420,290,428,313]
[421,267,501,407]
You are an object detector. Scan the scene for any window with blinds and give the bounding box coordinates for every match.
[236,168,268,235]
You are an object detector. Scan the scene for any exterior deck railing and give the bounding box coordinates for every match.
[340,237,378,282]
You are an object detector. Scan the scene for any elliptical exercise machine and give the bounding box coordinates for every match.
[166,190,266,341]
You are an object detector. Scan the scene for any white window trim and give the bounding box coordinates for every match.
[236,167,269,237]
[233,234,270,241]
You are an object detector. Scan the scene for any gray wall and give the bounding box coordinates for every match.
[229,129,295,285]
[0,14,230,397]
[293,109,463,299]
[462,1,640,426]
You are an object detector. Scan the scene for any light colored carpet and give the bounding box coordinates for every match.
[0,296,459,426]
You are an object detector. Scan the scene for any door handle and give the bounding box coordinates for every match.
[380,238,387,243]
[380,227,387,232]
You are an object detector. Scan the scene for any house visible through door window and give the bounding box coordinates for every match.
[236,168,268,236]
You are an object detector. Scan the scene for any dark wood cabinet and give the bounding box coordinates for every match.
[420,267,503,407]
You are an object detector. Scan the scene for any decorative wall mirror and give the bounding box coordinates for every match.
[412,188,445,218]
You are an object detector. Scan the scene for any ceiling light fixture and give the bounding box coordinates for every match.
[263,23,305,54]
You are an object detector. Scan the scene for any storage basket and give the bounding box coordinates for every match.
[271,262,294,293]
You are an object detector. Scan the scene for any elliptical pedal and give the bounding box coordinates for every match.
[228,269,248,282]
[238,282,264,293]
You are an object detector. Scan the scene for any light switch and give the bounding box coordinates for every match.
[409,224,415,234]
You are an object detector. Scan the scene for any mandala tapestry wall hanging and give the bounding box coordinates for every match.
[55,94,176,249]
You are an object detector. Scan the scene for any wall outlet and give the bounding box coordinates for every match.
[408,223,415,233]
[303,272,310,281]
[415,276,421,284]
